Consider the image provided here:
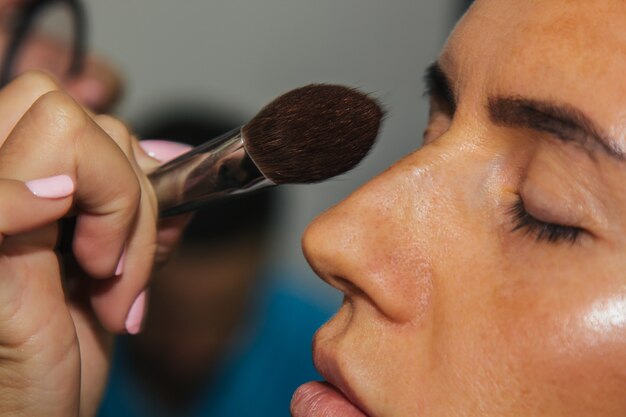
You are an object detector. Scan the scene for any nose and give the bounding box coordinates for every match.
[302,128,496,324]
[302,148,446,323]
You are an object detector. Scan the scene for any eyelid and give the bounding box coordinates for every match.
[521,190,581,227]
[509,198,584,244]
[520,179,607,238]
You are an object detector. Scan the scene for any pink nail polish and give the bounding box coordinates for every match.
[139,140,193,163]
[115,249,126,276]
[125,290,147,335]
[25,174,74,198]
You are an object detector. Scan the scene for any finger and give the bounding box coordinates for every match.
[0,92,155,334]
[67,282,114,417]
[0,71,98,146]
[0,91,140,281]
[4,29,122,113]
[90,138,196,331]
[0,71,62,143]
[0,175,73,242]
[154,215,193,266]
[64,55,123,113]
[89,115,158,333]
[0,175,74,343]
[136,139,193,169]
[135,140,194,264]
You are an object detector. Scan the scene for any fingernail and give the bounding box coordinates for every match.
[115,248,126,277]
[25,174,74,198]
[125,290,148,335]
[139,140,193,164]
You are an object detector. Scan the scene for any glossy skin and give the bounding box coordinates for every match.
[294,1,626,416]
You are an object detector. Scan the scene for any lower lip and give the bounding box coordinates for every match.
[291,381,369,417]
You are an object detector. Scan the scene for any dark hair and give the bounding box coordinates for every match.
[136,107,279,244]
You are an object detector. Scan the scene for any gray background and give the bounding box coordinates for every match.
[83,0,458,303]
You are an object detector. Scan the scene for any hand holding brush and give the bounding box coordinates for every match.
[0,72,383,417]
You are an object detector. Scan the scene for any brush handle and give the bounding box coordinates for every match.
[148,127,273,217]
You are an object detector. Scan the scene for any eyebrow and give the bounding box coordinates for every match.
[423,62,456,112]
[424,61,624,161]
[488,97,625,161]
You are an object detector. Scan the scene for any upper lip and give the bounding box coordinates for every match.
[312,337,371,416]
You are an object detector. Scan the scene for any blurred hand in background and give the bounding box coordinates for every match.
[0,0,122,112]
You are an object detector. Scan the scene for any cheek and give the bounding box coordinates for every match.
[490,266,626,414]
[579,294,626,347]
[360,228,435,323]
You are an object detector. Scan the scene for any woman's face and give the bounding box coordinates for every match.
[292,1,626,416]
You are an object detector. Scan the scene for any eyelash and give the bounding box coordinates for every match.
[509,198,583,244]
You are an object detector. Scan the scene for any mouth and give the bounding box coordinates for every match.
[291,381,370,417]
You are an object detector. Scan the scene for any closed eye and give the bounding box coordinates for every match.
[509,198,584,244]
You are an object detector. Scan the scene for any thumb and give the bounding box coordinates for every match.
[0,174,80,417]
[0,174,73,240]
[0,174,74,343]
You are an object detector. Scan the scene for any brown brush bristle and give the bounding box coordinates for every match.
[242,84,383,184]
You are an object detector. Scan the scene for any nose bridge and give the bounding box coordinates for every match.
[303,138,474,323]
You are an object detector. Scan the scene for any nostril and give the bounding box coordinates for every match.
[301,184,429,323]
[332,275,366,298]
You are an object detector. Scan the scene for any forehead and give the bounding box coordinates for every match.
[442,0,626,140]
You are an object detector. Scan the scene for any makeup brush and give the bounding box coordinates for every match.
[149,84,383,217]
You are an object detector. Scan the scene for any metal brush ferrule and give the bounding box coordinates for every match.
[148,127,273,217]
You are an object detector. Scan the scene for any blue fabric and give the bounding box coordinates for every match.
[98,274,331,417]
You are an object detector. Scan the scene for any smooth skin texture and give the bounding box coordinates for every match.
[0,71,184,417]
[0,3,184,417]
[295,1,626,416]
